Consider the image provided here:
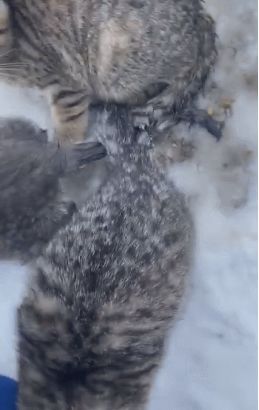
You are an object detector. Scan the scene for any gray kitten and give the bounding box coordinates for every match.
[0,0,219,143]
[0,118,106,259]
[11,105,193,409]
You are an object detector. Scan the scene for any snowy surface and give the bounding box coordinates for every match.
[0,0,257,409]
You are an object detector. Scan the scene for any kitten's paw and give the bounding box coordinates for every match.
[0,1,11,51]
[178,107,224,140]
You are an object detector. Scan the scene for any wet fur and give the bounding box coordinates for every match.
[0,0,217,142]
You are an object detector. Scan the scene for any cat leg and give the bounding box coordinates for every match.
[50,89,89,143]
[0,0,12,52]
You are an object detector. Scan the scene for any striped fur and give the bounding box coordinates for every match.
[0,0,217,142]
[5,105,193,409]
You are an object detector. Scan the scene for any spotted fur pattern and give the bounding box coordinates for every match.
[14,105,194,409]
[0,0,216,142]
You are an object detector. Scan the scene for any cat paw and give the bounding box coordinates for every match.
[178,107,224,140]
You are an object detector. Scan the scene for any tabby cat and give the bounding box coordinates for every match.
[1,105,193,409]
[0,0,217,142]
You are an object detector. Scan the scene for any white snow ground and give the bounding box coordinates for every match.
[0,0,257,409]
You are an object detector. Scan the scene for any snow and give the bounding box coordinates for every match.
[0,0,257,408]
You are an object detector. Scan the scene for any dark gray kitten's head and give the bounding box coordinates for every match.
[0,117,106,259]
